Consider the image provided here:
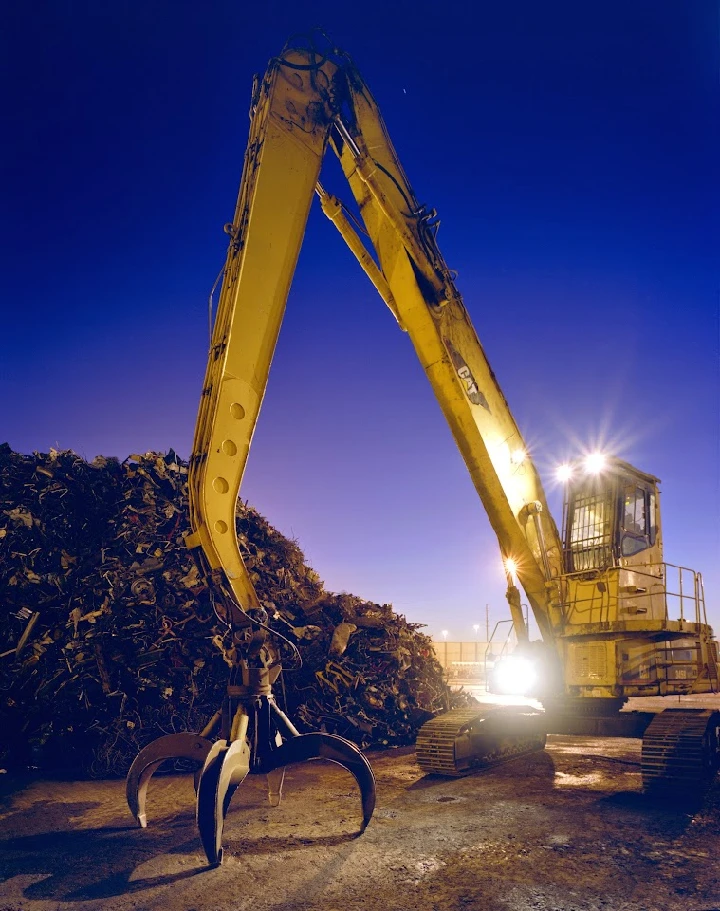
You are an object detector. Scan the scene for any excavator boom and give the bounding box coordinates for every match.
[186,41,563,645]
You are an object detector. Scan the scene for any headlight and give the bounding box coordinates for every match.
[492,656,538,696]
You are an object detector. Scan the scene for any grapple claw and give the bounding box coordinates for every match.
[261,732,376,831]
[266,767,286,807]
[126,670,375,864]
[196,738,251,865]
[126,732,213,827]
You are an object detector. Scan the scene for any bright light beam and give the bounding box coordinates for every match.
[492,656,538,696]
[584,452,606,474]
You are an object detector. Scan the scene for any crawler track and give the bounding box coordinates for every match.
[416,705,546,776]
[641,708,720,792]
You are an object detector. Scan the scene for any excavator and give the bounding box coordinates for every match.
[125,34,720,866]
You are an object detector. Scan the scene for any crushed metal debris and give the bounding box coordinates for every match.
[0,443,473,775]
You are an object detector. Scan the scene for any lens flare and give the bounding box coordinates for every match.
[584,452,606,474]
[492,656,538,696]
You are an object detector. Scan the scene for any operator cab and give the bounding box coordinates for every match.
[560,457,661,574]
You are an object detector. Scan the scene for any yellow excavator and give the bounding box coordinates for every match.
[125,34,719,865]
[418,454,720,782]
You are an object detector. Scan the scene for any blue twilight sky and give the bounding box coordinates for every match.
[2,1,718,638]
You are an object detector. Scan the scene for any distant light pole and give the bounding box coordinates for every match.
[441,629,448,641]
[473,624,480,639]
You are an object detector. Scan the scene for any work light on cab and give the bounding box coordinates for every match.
[584,452,607,473]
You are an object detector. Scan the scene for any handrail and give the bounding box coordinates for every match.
[558,562,707,627]
[484,619,515,691]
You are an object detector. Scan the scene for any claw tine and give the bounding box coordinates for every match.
[125,733,213,828]
[196,741,228,865]
[262,733,376,832]
[322,743,374,831]
[196,739,250,866]
[266,767,286,807]
[127,758,163,827]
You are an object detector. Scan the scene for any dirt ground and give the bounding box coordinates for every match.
[2,694,719,911]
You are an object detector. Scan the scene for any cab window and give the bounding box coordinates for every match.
[620,485,651,557]
[568,491,614,571]
[648,491,657,545]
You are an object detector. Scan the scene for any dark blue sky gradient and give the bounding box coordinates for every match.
[2,1,718,637]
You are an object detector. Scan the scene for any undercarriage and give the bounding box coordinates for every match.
[416,700,720,793]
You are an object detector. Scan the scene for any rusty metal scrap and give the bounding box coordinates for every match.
[0,443,470,775]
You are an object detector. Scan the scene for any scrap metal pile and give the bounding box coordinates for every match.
[0,444,465,776]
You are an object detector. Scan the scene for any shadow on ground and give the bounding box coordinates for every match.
[0,791,362,903]
[0,799,205,901]
[407,746,557,790]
